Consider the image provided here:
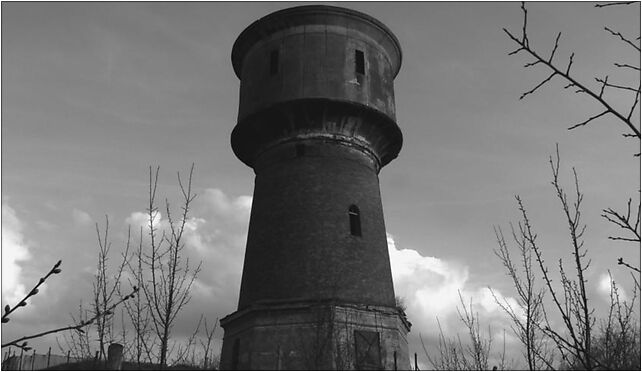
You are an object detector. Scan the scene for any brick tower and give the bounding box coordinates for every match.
[220,5,410,370]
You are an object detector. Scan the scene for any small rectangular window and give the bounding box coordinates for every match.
[349,205,362,237]
[296,144,305,157]
[270,49,279,75]
[355,50,365,75]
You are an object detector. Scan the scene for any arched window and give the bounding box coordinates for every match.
[349,205,362,237]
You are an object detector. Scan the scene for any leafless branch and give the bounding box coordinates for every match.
[92,216,131,360]
[2,260,62,324]
[595,2,637,8]
[519,72,557,100]
[504,2,641,138]
[614,62,640,71]
[604,26,641,52]
[617,257,641,273]
[595,77,639,93]
[568,111,610,130]
[141,164,202,368]
[627,84,641,121]
[549,32,562,63]
[602,198,641,242]
[2,287,138,351]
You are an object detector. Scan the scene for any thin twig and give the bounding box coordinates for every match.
[604,26,641,52]
[568,111,609,130]
[614,62,640,71]
[595,2,637,8]
[2,260,62,324]
[503,2,641,138]
[617,257,641,273]
[2,287,138,351]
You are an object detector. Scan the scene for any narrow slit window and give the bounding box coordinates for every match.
[270,49,279,75]
[296,144,305,157]
[349,205,362,237]
[355,50,365,75]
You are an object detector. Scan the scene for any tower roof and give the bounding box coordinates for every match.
[231,5,402,79]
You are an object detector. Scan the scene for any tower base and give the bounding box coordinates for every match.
[220,301,411,370]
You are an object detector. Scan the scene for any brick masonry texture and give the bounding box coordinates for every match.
[238,140,396,309]
[221,5,409,370]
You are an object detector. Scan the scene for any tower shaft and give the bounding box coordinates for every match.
[220,6,410,370]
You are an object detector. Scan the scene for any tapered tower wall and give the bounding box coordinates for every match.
[220,6,410,370]
[238,138,394,309]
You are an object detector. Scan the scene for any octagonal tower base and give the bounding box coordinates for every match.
[220,301,411,370]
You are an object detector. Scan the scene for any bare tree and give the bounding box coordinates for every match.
[503,2,640,139]
[198,316,218,370]
[503,1,640,273]
[171,317,201,367]
[422,292,509,370]
[523,149,595,369]
[2,260,62,327]
[92,216,131,361]
[168,314,218,369]
[589,272,639,370]
[58,301,93,360]
[495,147,640,369]
[140,165,202,369]
[121,227,156,367]
[491,225,553,370]
[2,269,137,354]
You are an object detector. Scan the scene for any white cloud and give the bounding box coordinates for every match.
[125,210,161,230]
[387,233,520,340]
[122,188,252,329]
[2,202,32,305]
[597,272,628,303]
[72,208,93,227]
[388,233,468,322]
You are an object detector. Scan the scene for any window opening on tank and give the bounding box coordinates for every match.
[349,204,362,237]
[270,49,279,76]
[355,50,365,75]
[296,144,305,157]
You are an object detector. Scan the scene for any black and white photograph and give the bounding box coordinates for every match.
[1,1,640,370]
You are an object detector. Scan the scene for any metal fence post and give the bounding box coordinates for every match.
[18,348,24,371]
[47,347,51,368]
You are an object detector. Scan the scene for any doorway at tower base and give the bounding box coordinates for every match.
[220,300,411,370]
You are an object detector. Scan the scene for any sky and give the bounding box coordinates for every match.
[1,1,640,369]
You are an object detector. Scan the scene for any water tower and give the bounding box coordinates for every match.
[220,5,410,370]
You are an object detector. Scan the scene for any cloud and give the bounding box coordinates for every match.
[597,272,628,303]
[122,188,252,338]
[388,233,468,324]
[2,202,32,305]
[72,208,93,227]
[386,233,522,365]
[179,189,251,308]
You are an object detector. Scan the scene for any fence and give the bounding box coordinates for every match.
[2,348,81,371]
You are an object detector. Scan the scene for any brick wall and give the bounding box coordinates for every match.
[238,139,396,310]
